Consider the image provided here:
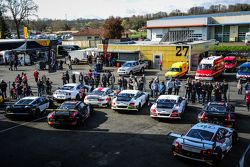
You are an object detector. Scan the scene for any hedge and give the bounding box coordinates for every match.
[209,45,250,52]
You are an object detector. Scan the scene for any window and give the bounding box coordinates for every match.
[156,34,163,38]
[87,36,92,40]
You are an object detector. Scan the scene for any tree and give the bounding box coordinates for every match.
[188,6,206,15]
[5,0,38,39]
[0,0,9,39]
[103,16,123,39]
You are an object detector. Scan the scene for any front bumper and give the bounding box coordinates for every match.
[150,113,181,119]
[195,76,213,81]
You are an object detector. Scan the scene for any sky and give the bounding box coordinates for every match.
[33,0,250,20]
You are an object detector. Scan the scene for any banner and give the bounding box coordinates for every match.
[24,27,29,39]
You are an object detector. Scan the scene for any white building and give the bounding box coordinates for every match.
[146,11,250,42]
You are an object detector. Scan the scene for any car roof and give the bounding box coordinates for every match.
[208,101,227,106]
[63,83,80,87]
[191,123,221,133]
[94,87,109,92]
[240,62,250,68]
[157,95,179,101]
[120,89,140,94]
[21,96,39,100]
[171,62,186,68]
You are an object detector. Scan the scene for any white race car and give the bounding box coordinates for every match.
[84,87,115,108]
[53,83,91,101]
[150,95,187,119]
[169,123,238,165]
[111,90,149,111]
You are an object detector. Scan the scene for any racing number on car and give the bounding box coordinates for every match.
[176,46,189,57]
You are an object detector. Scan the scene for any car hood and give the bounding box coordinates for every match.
[55,90,73,94]
[165,71,179,77]
[119,67,130,70]
[86,95,103,100]
[196,70,213,76]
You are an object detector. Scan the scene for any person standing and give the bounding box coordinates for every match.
[222,79,229,102]
[149,78,154,97]
[122,77,128,90]
[214,82,222,101]
[102,73,107,87]
[62,73,67,85]
[166,79,174,95]
[245,91,250,111]
[106,71,112,86]
[46,78,52,95]
[0,80,8,99]
[185,80,192,100]
[151,80,159,99]
[9,60,13,71]
[201,82,207,104]
[71,73,76,83]
[79,72,84,85]
[142,74,146,91]
[159,81,166,95]
[65,71,70,83]
[207,82,213,102]
[191,80,196,103]
[237,79,243,94]
[137,78,144,91]
[117,77,123,91]
[111,74,115,90]
[195,80,202,102]
[37,79,43,97]
[159,60,162,71]
[128,76,134,90]
[174,79,181,95]
[33,70,39,82]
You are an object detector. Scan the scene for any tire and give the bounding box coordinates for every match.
[137,103,141,112]
[33,109,40,118]
[76,117,83,127]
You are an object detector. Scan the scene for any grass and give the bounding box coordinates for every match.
[129,32,147,39]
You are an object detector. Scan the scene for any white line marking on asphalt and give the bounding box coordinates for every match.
[0,116,47,133]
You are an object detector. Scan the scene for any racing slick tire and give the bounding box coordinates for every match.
[33,109,41,118]
[137,103,141,112]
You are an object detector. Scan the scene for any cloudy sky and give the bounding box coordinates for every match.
[33,0,250,19]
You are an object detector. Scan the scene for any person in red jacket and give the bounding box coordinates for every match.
[33,70,39,82]
[245,91,250,111]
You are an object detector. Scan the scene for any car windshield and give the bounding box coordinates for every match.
[122,63,132,67]
[61,86,74,91]
[187,129,214,141]
[198,64,212,70]
[157,99,176,108]
[239,66,250,73]
[16,99,33,105]
[170,68,180,72]
[91,90,105,96]
[207,104,227,113]
[117,93,135,101]
[58,103,76,110]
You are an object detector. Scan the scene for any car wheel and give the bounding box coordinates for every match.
[137,103,141,112]
[33,109,40,118]
[76,117,83,127]
[129,71,133,76]
[76,94,80,101]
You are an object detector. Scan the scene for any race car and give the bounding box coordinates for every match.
[5,96,50,117]
[150,95,187,119]
[169,123,238,165]
[53,83,91,101]
[84,87,115,108]
[111,89,149,111]
[198,102,236,128]
[47,101,93,127]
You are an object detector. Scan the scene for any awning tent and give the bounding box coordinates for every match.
[12,41,49,53]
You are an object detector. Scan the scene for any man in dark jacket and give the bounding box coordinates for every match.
[65,71,70,83]
[0,80,8,99]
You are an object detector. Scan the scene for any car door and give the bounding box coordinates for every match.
[37,98,48,112]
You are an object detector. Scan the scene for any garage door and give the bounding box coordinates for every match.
[118,53,139,61]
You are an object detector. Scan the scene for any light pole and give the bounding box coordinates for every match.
[221,24,224,43]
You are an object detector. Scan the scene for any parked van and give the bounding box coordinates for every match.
[236,62,250,80]
[165,62,188,78]
[224,56,237,72]
[195,56,224,80]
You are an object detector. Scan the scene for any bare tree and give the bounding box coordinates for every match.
[5,0,38,39]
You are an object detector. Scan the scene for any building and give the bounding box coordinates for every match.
[146,11,250,42]
[72,28,104,41]
[97,40,216,71]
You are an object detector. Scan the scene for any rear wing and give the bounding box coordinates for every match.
[54,109,77,115]
[167,132,216,149]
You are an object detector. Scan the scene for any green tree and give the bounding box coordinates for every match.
[103,16,123,39]
[0,0,9,38]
